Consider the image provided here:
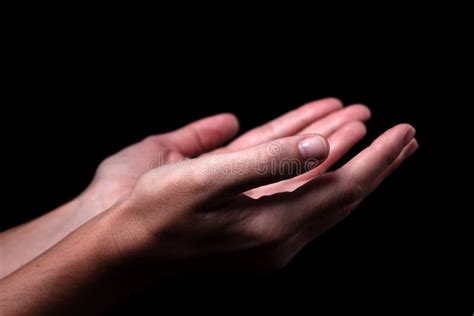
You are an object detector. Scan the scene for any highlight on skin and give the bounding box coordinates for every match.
[0,98,417,316]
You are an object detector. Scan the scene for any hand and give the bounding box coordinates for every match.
[109,123,417,273]
[0,105,416,315]
[77,98,370,219]
[0,97,370,279]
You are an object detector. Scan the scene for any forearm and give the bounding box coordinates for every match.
[0,206,141,316]
[0,192,103,278]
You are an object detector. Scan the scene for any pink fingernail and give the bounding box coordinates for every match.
[298,135,329,160]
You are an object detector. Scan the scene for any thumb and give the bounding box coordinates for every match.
[164,113,239,157]
[192,134,329,195]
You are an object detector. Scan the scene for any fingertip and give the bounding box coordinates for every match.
[342,121,367,138]
[303,97,343,111]
[213,113,240,135]
[403,138,419,159]
[386,123,416,147]
[321,97,344,108]
[345,104,372,121]
[394,123,416,133]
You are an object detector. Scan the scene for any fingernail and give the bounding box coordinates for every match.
[403,128,416,146]
[298,135,329,160]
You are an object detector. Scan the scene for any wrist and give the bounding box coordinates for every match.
[92,198,159,280]
[0,203,144,315]
[99,196,178,279]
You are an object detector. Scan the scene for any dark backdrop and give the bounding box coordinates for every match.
[2,39,461,312]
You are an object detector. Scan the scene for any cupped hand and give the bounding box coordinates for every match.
[0,99,417,316]
[77,98,370,220]
[108,123,417,273]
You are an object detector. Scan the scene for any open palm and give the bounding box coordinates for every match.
[78,98,370,219]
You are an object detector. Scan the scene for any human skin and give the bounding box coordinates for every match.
[0,98,369,278]
[0,98,418,315]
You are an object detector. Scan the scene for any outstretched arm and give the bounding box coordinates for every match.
[0,124,417,315]
[0,98,370,278]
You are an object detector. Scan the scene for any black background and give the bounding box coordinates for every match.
[1,19,466,313]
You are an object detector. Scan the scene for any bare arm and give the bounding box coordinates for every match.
[0,123,417,315]
[0,209,134,315]
[0,98,369,277]
[0,199,84,278]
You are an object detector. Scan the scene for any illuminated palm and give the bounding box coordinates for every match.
[78,98,371,219]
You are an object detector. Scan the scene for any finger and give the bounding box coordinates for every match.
[161,113,239,157]
[298,104,371,137]
[301,136,418,241]
[251,124,417,241]
[283,124,416,218]
[335,123,416,197]
[190,134,330,196]
[226,98,343,150]
[309,121,367,174]
[246,121,367,198]
[377,138,418,183]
